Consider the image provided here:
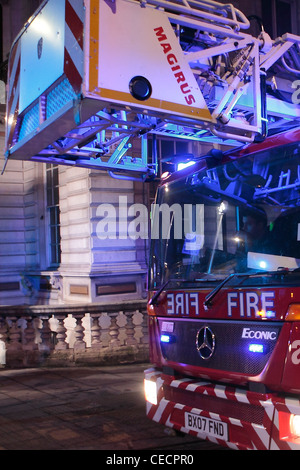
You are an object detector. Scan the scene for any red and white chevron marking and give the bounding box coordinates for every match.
[64,0,84,94]
[144,369,300,450]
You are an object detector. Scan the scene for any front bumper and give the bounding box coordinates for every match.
[144,368,300,450]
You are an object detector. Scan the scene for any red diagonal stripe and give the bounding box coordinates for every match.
[7,45,20,104]
[158,400,174,424]
[65,0,83,50]
[64,47,82,93]
[7,58,20,115]
[8,41,19,78]
[7,100,19,148]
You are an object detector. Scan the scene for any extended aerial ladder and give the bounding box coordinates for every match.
[3,0,300,179]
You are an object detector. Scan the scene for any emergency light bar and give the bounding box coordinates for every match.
[4,0,300,179]
[249,344,264,354]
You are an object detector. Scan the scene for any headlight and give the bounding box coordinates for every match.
[279,411,300,443]
[290,414,300,438]
[144,379,157,405]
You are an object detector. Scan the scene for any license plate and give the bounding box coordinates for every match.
[184,411,228,441]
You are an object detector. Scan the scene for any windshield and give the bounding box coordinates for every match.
[149,142,300,289]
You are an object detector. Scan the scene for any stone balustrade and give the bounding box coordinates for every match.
[0,301,149,368]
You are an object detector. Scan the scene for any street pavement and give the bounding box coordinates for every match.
[0,363,223,451]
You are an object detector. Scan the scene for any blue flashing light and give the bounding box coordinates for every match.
[259,260,267,269]
[266,310,276,319]
[177,161,196,171]
[161,334,171,343]
[249,343,264,354]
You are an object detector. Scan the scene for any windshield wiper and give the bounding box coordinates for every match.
[203,273,236,310]
[149,280,170,306]
[149,278,186,305]
[204,270,273,309]
[151,274,226,306]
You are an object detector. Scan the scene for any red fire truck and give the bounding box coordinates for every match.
[144,127,300,450]
[4,0,300,450]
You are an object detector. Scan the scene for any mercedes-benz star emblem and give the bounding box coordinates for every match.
[196,326,215,360]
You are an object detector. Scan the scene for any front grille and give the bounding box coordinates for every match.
[164,384,264,425]
[159,318,282,376]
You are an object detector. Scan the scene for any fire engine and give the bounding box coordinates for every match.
[144,127,300,450]
[4,0,300,450]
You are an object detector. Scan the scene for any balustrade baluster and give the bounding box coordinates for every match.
[0,316,7,366]
[116,311,127,345]
[7,317,22,351]
[109,314,120,347]
[0,316,8,346]
[24,316,38,350]
[90,314,101,349]
[125,311,137,346]
[139,310,149,345]
[39,315,53,353]
[54,315,68,350]
[99,313,111,348]
[73,314,86,350]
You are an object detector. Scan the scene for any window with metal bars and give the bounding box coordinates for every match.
[46,164,61,266]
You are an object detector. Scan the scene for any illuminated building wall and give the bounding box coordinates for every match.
[0,129,151,305]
